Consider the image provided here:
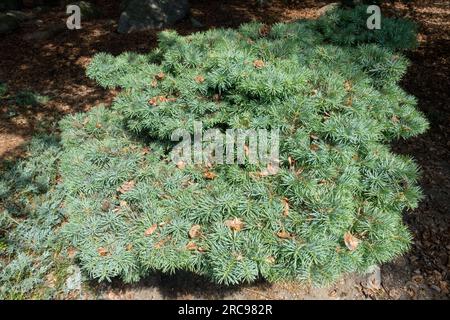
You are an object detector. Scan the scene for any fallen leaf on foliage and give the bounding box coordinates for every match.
[258,162,279,177]
[101,200,110,212]
[154,238,168,249]
[310,143,319,151]
[142,147,151,155]
[344,232,360,251]
[46,272,57,288]
[295,167,304,176]
[176,160,186,169]
[344,80,352,91]
[266,256,276,264]
[189,224,202,239]
[149,95,166,106]
[95,123,102,129]
[155,72,165,80]
[203,171,217,180]
[56,175,63,184]
[126,244,133,251]
[259,24,271,37]
[225,218,245,232]
[159,221,169,227]
[288,156,294,167]
[186,241,198,251]
[117,180,135,194]
[195,75,205,83]
[346,96,353,107]
[277,230,291,239]
[234,253,244,261]
[67,247,77,258]
[282,198,290,217]
[391,115,400,123]
[144,223,158,236]
[119,200,128,208]
[98,247,109,256]
[149,95,176,106]
[253,59,265,69]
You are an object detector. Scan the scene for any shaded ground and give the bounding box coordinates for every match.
[0,0,449,299]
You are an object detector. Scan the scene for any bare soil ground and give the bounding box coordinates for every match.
[0,0,449,300]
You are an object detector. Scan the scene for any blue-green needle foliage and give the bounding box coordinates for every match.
[0,137,64,299]
[2,6,428,289]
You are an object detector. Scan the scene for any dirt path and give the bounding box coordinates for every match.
[1,0,449,299]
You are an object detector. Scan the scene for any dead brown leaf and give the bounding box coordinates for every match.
[277,230,291,239]
[101,200,110,212]
[253,59,265,69]
[144,223,158,236]
[344,80,352,91]
[117,180,135,194]
[282,198,289,217]
[98,247,109,257]
[344,232,360,251]
[142,146,151,155]
[203,171,217,180]
[67,247,77,258]
[186,241,198,251]
[155,72,165,80]
[195,75,205,83]
[259,24,271,37]
[189,224,202,239]
[225,218,245,232]
[266,256,276,264]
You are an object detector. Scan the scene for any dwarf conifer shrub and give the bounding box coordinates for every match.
[1,7,428,288]
[0,137,64,299]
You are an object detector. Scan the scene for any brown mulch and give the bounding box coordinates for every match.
[0,0,449,299]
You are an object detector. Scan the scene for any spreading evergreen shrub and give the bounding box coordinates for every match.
[1,6,428,288]
[0,137,64,299]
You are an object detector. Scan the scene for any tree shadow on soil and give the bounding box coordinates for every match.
[0,0,331,160]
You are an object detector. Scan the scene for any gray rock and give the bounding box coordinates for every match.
[23,25,65,41]
[190,16,203,28]
[65,265,82,292]
[118,0,189,34]
[0,0,22,12]
[6,10,34,22]
[68,1,100,20]
[365,265,382,290]
[0,13,19,34]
